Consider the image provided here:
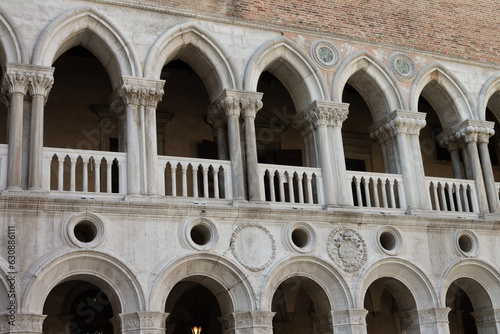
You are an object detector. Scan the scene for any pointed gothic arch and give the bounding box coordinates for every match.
[21,250,145,315]
[332,50,406,121]
[410,63,475,129]
[259,256,352,311]
[31,6,141,89]
[356,258,437,310]
[244,36,328,112]
[149,253,255,314]
[478,73,500,121]
[144,23,236,102]
[0,5,26,72]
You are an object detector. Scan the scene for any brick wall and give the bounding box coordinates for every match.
[141,0,500,64]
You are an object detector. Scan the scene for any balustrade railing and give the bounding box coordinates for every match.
[0,144,8,190]
[43,147,127,194]
[347,171,406,209]
[426,177,478,213]
[258,164,324,204]
[158,156,232,200]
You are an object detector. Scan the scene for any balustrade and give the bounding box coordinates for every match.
[426,177,479,213]
[347,171,406,209]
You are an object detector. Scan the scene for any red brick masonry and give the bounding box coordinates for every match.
[141,0,499,64]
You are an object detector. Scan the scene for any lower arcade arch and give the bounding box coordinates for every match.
[364,277,418,334]
[165,279,222,334]
[271,276,331,333]
[43,279,116,334]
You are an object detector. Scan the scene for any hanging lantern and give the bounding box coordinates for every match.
[191,325,202,334]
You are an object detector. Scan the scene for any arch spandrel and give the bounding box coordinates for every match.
[259,256,352,311]
[20,250,145,315]
[244,36,328,112]
[439,259,500,310]
[479,73,500,120]
[144,23,237,102]
[410,62,476,129]
[149,253,255,314]
[31,6,141,89]
[332,50,407,121]
[0,5,26,73]
[356,258,437,310]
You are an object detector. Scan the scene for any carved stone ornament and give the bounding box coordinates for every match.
[311,40,341,70]
[327,227,367,272]
[230,222,276,272]
[389,52,417,82]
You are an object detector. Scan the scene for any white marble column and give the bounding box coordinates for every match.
[28,68,54,191]
[8,314,46,334]
[332,309,368,334]
[369,111,428,210]
[477,127,499,213]
[293,101,338,206]
[327,102,351,206]
[111,312,169,334]
[1,65,30,191]
[438,136,464,179]
[417,308,451,334]
[240,94,263,202]
[472,308,500,334]
[454,122,490,213]
[209,90,246,201]
[207,110,229,160]
[218,311,275,334]
[143,81,164,196]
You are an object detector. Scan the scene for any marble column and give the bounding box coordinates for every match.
[477,127,499,213]
[327,102,351,205]
[293,101,338,206]
[1,65,30,191]
[209,90,246,201]
[454,122,490,213]
[8,314,46,334]
[240,94,263,202]
[207,109,229,160]
[369,111,428,210]
[111,312,169,334]
[218,311,275,334]
[438,135,464,179]
[27,68,54,191]
[416,308,451,334]
[332,309,368,334]
[472,308,500,334]
[111,77,164,196]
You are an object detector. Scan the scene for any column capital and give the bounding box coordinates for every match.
[441,119,495,145]
[417,307,451,324]
[293,100,349,135]
[9,314,46,334]
[112,312,169,334]
[2,68,30,97]
[218,311,275,332]
[209,89,263,119]
[472,308,500,328]
[29,72,54,99]
[332,309,368,327]
[369,110,426,142]
[110,76,165,111]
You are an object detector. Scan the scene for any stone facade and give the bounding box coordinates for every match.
[0,1,499,334]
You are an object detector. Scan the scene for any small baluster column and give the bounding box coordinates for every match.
[1,65,30,191]
[28,68,54,191]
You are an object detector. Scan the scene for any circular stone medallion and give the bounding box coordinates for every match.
[327,227,367,272]
[230,223,276,272]
[388,52,416,82]
[311,40,340,70]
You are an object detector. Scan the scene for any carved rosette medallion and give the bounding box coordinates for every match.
[311,40,340,70]
[230,223,276,272]
[327,227,367,272]
[388,52,416,82]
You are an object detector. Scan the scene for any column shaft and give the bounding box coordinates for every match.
[466,141,489,213]
[478,141,499,213]
[317,124,337,205]
[450,149,464,179]
[126,104,141,195]
[7,92,25,190]
[227,113,245,200]
[145,105,158,195]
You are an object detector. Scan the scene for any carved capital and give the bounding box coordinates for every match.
[10,314,47,333]
[472,309,500,328]
[418,308,451,324]
[332,309,368,327]
[293,100,349,135]
[440,119,495,145]
[369,110,426,142]
[2,70,30,96]
[240,97,263,119]
[28,73,54,99]
[110,76,165,112]
[396,310,420,330]
[218,311,275,331]
[219,96,241,117]
[209,89,263,119]
[437,133,462,151]
[207,106,227,128]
